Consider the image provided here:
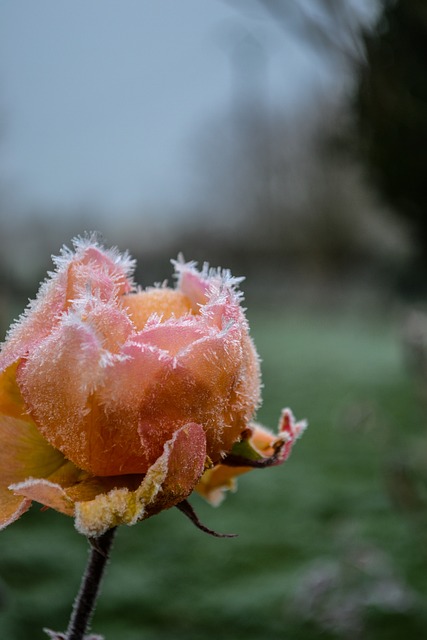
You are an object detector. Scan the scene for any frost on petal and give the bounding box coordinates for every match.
[66,238,135,302]
[10,472,144,520]
[73,296,134,355]
[10,479,75,516]
[18,316,153,476]
[174,258,245,321]
[98,341,176,474]
[144,421,207,518]
[17,318,104,472]
[174,260,209,311]
[75,423,206,537]
[0,238,135,372]
[0,268,70,372]
[196,410,307,506]
[176,325,261,463]
[276,408,308,462]
[123,289,193,330]
[137,321,206,356]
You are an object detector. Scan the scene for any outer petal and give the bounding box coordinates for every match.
[10,473,143,518]
[74,423,207,537]
[0,493,31,531]
[8,422,207,533]
[174,261,210,311]
[0,415,72,529]
[175,259,245,323]
[0,362,73,528]
[0,238,134,372]
[98,340,176,474]
[196,409,307,505]
[194,465,241,507]
[18,312,148,476]
[10,479,74,516]
[176,326,260,462]
[65,242,134,303]
[101,329,231,472]
[17,318,104,472]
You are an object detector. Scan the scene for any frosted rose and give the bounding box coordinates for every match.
[0,237,305,537]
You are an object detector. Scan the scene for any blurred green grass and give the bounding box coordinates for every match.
[1,306,427,639]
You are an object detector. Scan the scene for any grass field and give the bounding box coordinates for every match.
[1,305,427,639]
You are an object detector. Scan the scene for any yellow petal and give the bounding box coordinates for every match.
[0,489,31,531]
[195,464,244,506]
[0,412,72,528]
[0,362,78,527]
[0,361,26,419]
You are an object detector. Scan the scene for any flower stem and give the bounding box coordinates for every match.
[65,527,117,640]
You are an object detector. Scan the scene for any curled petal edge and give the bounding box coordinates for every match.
[11,423,206,538]
[75,422,206,536]
[223,408,307,468]
[195,408,306,506]
[0,494,32,531]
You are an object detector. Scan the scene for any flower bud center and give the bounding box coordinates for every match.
[124,289,193,330]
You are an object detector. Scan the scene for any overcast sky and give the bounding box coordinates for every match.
[0,0,377,220]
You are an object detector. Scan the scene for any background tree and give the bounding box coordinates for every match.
[356,0,427,283]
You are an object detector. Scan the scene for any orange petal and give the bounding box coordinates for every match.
[123,289,193,330]
[98,341,176,474]
[195,464,243,506]
[177,327,259,461]
[74,423,206,537]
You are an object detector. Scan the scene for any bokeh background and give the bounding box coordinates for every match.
[2,1,427,638]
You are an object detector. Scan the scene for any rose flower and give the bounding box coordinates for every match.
[0,238,305,537]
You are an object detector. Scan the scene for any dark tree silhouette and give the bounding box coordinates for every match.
[356,0,427,268]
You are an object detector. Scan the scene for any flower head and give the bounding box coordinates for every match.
[0,237,305,537]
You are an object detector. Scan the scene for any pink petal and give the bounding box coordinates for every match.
[97,341,176,474]
[0,238,134,372]
[11,479,74,516]
[136,320,206,356]
[175,264,209,311]
[17,317,104,472]
[277,408,308,462]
